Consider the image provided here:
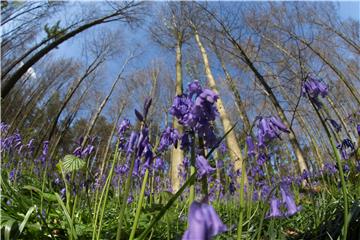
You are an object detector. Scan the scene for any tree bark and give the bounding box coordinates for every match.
[193,28,247,182]
[170,38,185,192]
[213,45,251,131]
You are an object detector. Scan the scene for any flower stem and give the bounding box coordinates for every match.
[115,153,137,240]
[129,168,149,240]
[310,100,349,240]
[189,133,196,208]
[138,172,197,240]
[94,148,120,240]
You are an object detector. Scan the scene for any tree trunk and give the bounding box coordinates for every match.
[170,38,185,192]
[213,45,251,131]
[193,29,247,182]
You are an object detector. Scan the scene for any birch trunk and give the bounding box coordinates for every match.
[213,45,251,131]
[193,29,246,182]
[170,38,185,192]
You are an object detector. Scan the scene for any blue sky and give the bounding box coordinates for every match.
[339,1,359,20]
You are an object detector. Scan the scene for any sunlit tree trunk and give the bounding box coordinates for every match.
[193,28,247,182]
[213,45,251,131]
[170,38,185,192]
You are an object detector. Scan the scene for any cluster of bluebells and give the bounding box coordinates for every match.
[73,136,96,159]
[255,116,291,148]
[169,81,222,180]
[0,122,51,180]
[1,122,35,155]
[170,80,219,149]
[302,75,328,108]
[245,116,291,180]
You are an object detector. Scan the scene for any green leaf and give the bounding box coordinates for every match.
[18,206,35,236]
[4,220,15,240]
[61,155,85,173]
[23,185,57,202]
[55,193,77,240]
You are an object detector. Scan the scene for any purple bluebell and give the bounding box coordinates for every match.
[169,94,193,126]
[229,181,236,195]
[118,119,131,135]
[337,138,355,159]
[126,131,138,155]
[154,157,165,171]
[60,188,66,199]
[188,80,202,97]
[302,76,328,98]
[73,146,82,158]
[9,169,15,182]
[81,145,95,157]
[280,188,301,217]
[158,127,180,152]
[246,136,256,157]
[180,133,191,152]
[357,124,360,136]
[323,162,337,175]
[170,82,219,146]
[143,98,152,119]
[136,127,149,157]
[182,201,227,240]
[269,117,290,134]
[134,109,144,122]
[266,198,283,218]
[256,153,266,166]
[127,195,134,204]
[327,119,341,133]
[218,143,227,155]
[132,158,140,177]
[256,116,290,147]
[196,155,216,178]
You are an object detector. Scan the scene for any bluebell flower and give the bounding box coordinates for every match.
[188,80,202,97]
[256,116,290,147]
[153,157,165,171]
[182,201,227,240]
[326,119,341,133]
[302,76,328,98]
[158,127,180,152]
[337,138,355,159]
[196,155,215,178]
[246,136,256,157]
[118,119,131,135]
[280,188,301,217]
[266,198,283,218]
